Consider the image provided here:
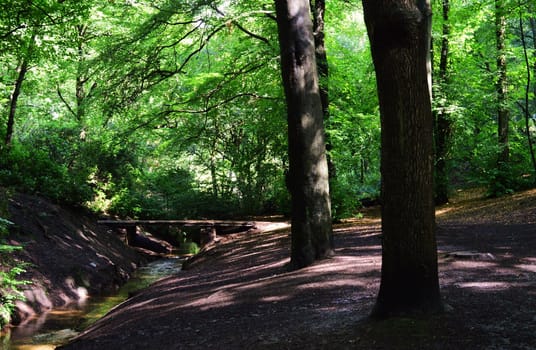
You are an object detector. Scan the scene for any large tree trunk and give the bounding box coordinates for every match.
[362,0,442,317]
[495,0,510,188]
[434,0,452,205]
[275,0,333,269]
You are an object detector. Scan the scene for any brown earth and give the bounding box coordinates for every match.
[53,188,536,350]
[4,192,146,324]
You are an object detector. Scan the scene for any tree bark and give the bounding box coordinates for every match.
[433,0,452,205]
[76,24,88,122]
[519,12,536,180]
[495,0,510,185]
[275,0,333,269]
[530,16,536,120]
[311,0,335,179]
[4,58,29,147]
[4,35,35,148]
[311,0,328,119]
[362,0,442,317]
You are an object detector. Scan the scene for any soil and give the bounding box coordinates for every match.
[49,188,536,350]
[4,188,536,349]
[4,192,146,324]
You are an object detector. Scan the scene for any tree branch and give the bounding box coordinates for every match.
[57,87,77,119]
[232,21,270,44]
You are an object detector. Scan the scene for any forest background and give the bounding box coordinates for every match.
[1,0,536,221]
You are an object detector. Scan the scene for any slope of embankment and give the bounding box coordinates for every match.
[5,192,144,325]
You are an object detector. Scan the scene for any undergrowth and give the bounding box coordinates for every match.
[0,205,30,329]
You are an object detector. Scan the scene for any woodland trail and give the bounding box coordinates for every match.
[58,189,536,350]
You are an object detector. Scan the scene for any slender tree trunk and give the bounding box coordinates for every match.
[519,11,536,179]
[210,148,219,198]
[530,17,536,113]
[275,0,333,269]
[76,24,88,122]
[5,58,29,147]
[434,0,452,204]
[311,0,335,179]
[363,0,442,317]
[312,0,328,119]
[5,35,35,148]
[495,0,510,187]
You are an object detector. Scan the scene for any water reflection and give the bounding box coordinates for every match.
[1,257,184,349]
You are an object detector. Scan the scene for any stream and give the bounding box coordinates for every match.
[0,256,185,350]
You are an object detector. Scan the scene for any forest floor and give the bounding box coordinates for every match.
[51,188,536,350]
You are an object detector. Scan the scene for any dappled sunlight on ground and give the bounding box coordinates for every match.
[59,188,536,349]
[456,281,531,291]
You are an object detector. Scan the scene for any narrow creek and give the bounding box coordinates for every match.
[1,256,185,350]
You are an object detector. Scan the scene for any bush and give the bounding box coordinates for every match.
[0,143,93,205]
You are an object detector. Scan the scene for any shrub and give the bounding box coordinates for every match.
[0,143,93,205]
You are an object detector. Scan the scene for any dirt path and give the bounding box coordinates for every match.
[58,189,536,349]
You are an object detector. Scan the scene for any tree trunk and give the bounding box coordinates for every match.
[312,0,328,119]
[4,35,35,148]
[362,0,442,317]
[275,0,333,269]
[495,0,510,185]
[4,58,29,147]
[530,16,536,118]
[311,0,335,179]
[76,24,88,122]
[434,0,452,205]
[519,12,536,180]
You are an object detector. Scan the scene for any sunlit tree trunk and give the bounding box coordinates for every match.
[4,35,35,148]
[519,10,536,180]
[363,0,442,317]
[76,24,88,122]
[4,57,29,147]
[495,0,510,189]
[275,0,333,269]
[530,16,536,114]
[311,0,328,119]
[311,0,335,180]
[434,0,452,205]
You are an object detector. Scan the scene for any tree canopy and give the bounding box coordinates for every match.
[0,0,535,219]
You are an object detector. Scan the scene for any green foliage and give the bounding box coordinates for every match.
[325,4,382,217]
[181,241,200,255]
[0,217,29,329]
[0,141,93,205]
[1,0,536,223]
[427,0,536,198]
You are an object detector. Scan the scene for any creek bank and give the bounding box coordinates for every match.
[4,193,146,326]
[6,256,185,349]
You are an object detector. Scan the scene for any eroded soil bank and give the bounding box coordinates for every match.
[58,189,536,349]
[4,193,145,325]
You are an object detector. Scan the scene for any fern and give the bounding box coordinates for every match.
[0,216,30,329]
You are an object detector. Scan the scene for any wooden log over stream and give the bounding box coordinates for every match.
[98,219,256,229]
[98,219,256,249]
